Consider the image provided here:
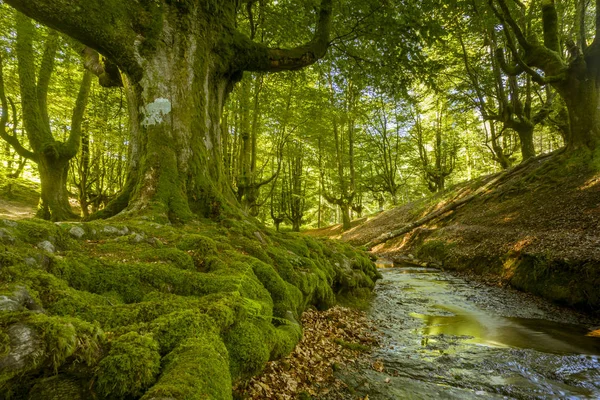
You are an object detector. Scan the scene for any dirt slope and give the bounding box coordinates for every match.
[317,150,600,311]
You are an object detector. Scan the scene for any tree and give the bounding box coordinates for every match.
[5,0,334,222]
[489,0,600,150]
[0,15,91,220]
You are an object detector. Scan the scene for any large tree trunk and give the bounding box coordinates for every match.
[37,157,76,220]
[340,203,351,231]
[118,8,239,222]
[516,124,536,161]
[560,71,600,150]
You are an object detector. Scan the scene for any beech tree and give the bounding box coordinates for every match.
[0,15,92,220]
[489,0,600,150]
[4,0,333,222]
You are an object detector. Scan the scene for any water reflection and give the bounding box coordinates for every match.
[411,304,600,355]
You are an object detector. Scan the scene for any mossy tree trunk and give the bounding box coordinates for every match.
[492,0,600,150]
[0,14,92,221]
[6,0,333,222]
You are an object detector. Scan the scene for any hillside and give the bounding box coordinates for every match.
[312,150,600,311]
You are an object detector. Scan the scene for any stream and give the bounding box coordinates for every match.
[336,262,600,399]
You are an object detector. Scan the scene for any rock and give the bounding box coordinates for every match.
[103,225,129,236]
[103,225,119,235]
[37,240,55,253]
[0,286,43,312]
[0,295,20,312]
[0,323,44,372]
[2,219,18,228]
[253,231,266,245]
[69,226,86,239]
[130,233,145,243]
[0,228,15,244]
[408,254,415,259]
[24,257,38,267]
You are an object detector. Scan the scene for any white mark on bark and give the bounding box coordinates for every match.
[142,98,172,127]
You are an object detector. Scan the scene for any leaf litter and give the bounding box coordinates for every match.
[234,306,381,399]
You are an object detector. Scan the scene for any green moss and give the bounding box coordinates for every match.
[417,239,453,261]
[177,234,218,269]
[1,214,380,398]
[28,376,85,400]
[96,332,161,398]
[28,314,104,371]
[224,320,270,380]
[142,336,232,400]
[139,247,195,270]
[149,310,217,354]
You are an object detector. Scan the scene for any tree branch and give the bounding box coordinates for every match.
[541,0,560,53]
[5,0,140,80]
[65,70,92,159]
[0,55,37,162]
[234,0,332,72]
[37,29,59,129]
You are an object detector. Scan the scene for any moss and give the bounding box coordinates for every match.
[177,234,218,269]
[417,239,453,261]
[12,218,73,249]
[139,247,195,270]
[224,320,270,380]
[1,214,380,398]
[142,336,232,400]
[0,329,8,358]
[96,332,161,398]
[28,376,85,400]
[149,310,217,354]
[27,314,104,371]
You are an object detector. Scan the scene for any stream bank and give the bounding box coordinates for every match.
[335,263,600,399]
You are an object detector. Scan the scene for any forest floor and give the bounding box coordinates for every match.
[0,177,38,220]
[308,149,600,312]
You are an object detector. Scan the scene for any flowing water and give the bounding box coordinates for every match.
[336,263,600,399]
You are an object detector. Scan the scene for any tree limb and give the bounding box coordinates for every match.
[0,55,37,162]
[65,70,92,159]
[234,0,332,72]
[5,0,140,80]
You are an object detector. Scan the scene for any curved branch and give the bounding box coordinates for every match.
[234,0,332,72]
[5,0,140,80]
[0,55,37,162]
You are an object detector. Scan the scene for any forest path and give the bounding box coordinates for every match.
[335,263,600,399]
[0,197,35,220]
